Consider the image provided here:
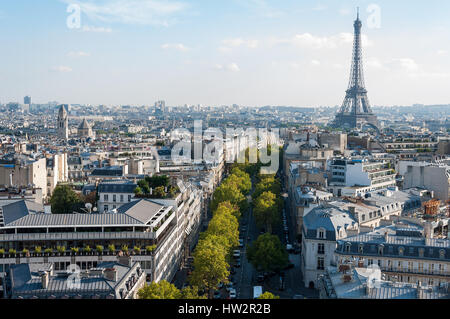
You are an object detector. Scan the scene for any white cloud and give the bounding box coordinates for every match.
[311,60,321,66]
[366,57,384,69]
[392,58,419,72]
[161,43,190,52]
[271,32,372,49]
[222,38,259,49]
[227,63,240,72]
[82,25,112,33]
[68,51,91,57]
[215,63,240,72]
[437,50,448,56]
[62,0,187,27]
[51,66,73,73]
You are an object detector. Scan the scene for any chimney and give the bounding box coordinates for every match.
[41,272,49,289]
[118,255,132,267]
[424,222,433,239]
[104,268,118,282]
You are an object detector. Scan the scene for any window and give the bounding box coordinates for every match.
[113,195,117,202]
[128,195,132,202]
[345,243,351,253]
[317,257,324,270]
[104,194,109,201]
[419,248,424,258]
[120,195,124,202]
[361,214,366,222]
[104,205,109,212]
[359,244,364,254]
[318,243,325,255]
[378,245,384,256]
[368,259,373,266]
[317,228,325,239]
[439,250,445,259]
[399,247,404,256]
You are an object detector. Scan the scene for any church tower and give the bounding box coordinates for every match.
[57,104,69,140]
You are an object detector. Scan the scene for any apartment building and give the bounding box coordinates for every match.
[4,258,145,299]
[301,205,359,289]
[399,161,450,201]
[0,182,203,294]
[97,180,137,212]
[329,158,396,197]
[0,156,47,200]
[335,223,450,287]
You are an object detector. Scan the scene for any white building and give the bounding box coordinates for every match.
[329,158,396,197]
[301,205,359,289]
[399,161,450,201]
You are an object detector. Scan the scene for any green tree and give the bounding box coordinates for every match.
[253,191,279,233]
[247,233,289,273]
[258,292,280,299]
[50,185,83,214]
[224,168,252,195]
[211,184,248,213]
[206,209,239,252]
[137,280,181,299]
[180,286,207,299]
[189,236,229,298]
[153,186,166,198]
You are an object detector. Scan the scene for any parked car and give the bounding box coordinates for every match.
[214,291,221,299]
[257,274,265,283]
[235,260,241,268]
[233,250,241,258]
[226,283,234,292]
[229,288,237,299]
[293,295,304,299]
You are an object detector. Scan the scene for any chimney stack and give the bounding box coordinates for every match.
[104,268,118,282]
[41,272,49,289]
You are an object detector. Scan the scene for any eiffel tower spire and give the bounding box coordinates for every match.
[332,9,379,131]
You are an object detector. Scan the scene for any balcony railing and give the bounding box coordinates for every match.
[381,267,450,277]
[0,231,156,242]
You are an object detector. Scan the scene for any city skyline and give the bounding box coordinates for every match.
[2,0,450,107]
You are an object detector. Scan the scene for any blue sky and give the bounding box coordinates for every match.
[1,0,450,107]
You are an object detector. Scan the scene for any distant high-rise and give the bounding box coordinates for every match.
[155,100,166,114]
[57,104,69,140]
[332,9,379,132]
[24,96,31,105]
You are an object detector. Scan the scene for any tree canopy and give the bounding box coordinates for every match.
[50,185,83,214]
[258,292,280,299]
[247,233,289,273]
[137,280,181,299]
[189,235,230,294]
[253,191,280,234]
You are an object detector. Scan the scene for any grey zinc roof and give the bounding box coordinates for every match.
[9,262,140,298]
[303,206,358,241]
[4,199,167,228]
[2,200,44,225]
[98,182,137,194]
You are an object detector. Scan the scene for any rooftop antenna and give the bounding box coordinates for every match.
[356,7,360,20]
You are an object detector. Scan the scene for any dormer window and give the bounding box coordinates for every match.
[345,243,351,253]
[419,248,425,258]
[399,247,404,256]
[358,244,364,254]
[317,228,325,239]
[440,250,445,259]
[378,245,384,256]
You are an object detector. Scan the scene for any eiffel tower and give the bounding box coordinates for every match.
[332,9,379,131]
